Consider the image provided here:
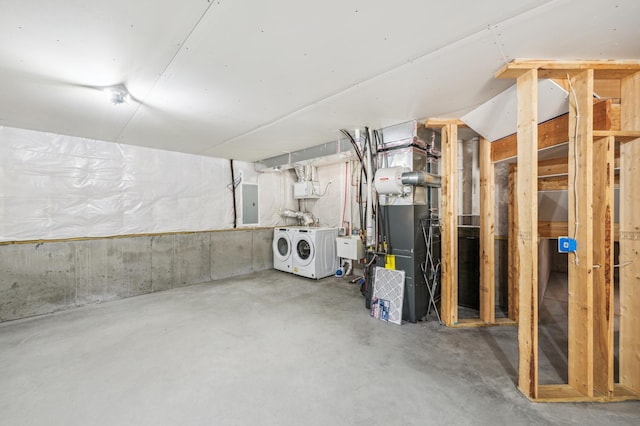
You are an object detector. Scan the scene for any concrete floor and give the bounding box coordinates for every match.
[0,271,638,425]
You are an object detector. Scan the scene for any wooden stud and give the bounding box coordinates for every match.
[516,69,539,399]
[592,135,615,397]
[593,99,613,131]
[479,137,495,323]
[566,69,595,397]
[439,123,459,326]
[619,70,640,395]
[611,104,621,131]
[507,164,518,321]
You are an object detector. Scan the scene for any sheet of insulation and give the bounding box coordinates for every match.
[0,126,289,242]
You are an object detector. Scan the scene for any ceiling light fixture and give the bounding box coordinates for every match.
[104,84,130,105]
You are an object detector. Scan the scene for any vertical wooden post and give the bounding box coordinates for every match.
[592,135,615,397]
[507,164,519,322]
[567,70,594,397]
[619,70,640,394]
[516,69,539,399]
[440,124,459,326]
[480,137,495,323]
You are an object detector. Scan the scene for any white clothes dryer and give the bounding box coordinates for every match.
[292,227,339,279]
[273,227,294,272]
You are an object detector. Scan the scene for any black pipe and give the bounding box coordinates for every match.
[230,159,237,228]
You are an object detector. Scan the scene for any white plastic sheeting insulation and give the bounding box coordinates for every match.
[0,126,294,242]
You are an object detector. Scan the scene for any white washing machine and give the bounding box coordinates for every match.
[292,227,339,279]
[273,227,294,272]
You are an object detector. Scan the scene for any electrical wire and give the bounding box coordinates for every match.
[313,181,332,197]
[566,73,581,266]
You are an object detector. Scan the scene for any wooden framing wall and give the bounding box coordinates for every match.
[496,60,640,402]
[425,119,514,328]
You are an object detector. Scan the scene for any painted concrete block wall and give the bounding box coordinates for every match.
[0,228,273,322]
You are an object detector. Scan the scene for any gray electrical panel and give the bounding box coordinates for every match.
[242,184,259,225]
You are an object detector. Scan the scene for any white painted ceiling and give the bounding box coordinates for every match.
[1,0,639,162]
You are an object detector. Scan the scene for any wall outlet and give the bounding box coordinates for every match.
[558,237,577,253]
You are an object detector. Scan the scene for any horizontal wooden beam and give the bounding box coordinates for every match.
[534,384,640,403]
[514,155,620,177]
[594,130,640,143]
[538,175,569,191]
[448,318,517,328]
[538,221,568,238]
[538,222,620,241]
[425,118,466,128]
[538,174,619,191]
[537,157,570,176]
[491,101,611,162]
[496,60,640,80]
[492,114,568,161]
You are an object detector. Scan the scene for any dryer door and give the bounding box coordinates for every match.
[294,235,314,266]
[273,231,291,262]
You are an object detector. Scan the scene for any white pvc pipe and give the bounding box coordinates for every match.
[343,259,353,276]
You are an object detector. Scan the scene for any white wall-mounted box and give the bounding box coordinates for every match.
[336,236,364,260]
[293,181,320,199]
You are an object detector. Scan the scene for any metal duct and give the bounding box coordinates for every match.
[281,209,316,226]
[401,171,441,188]
[294,165,307,182]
